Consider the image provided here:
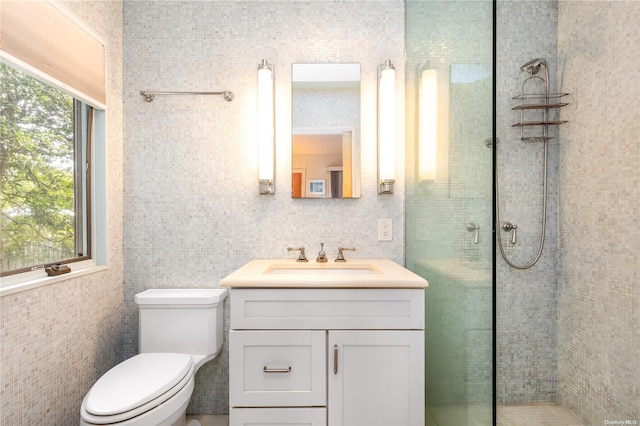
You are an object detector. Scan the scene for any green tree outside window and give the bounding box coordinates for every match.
[1,62,77,273]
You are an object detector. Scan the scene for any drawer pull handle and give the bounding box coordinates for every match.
[263,366,292,373]
[334,345,338,375]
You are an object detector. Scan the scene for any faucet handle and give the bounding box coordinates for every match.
[335,247,356,262]
[502,222,518,244]
[287,247,308,262]
[466,223,480,245]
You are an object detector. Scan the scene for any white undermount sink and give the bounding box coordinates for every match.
[268,264,378,275]
[220,258,428,288]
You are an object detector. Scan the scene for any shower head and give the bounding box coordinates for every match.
[520,58,547,75]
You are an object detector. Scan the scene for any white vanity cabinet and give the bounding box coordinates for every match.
[228,288,425,426]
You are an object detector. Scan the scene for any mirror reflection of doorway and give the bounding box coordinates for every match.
[292,173,302,198]
[292,130,354,199]
[292,168,306,198]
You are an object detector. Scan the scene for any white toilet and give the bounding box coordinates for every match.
[80,288,227,426]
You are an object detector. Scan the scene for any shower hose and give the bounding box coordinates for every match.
[495,139,549,269]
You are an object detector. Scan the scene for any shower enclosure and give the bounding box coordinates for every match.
[404,1,494,425]
[405,1,570,425]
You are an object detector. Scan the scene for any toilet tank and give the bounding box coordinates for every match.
[135,289,227,357]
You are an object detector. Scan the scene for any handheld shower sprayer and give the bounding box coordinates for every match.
[498,57,569,269]
[520,58,548,75]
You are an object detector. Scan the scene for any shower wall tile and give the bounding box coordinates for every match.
[557,1,640,424]
[495,0,560,404]
[405,0,494,266]
[405,0,494,412]
[123,0,405,414]
[0,2,125,425]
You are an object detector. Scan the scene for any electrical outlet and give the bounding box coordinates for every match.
[378,218,392,241]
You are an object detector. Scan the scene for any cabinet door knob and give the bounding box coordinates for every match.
[334,345,339,375]
[263,366,292,373]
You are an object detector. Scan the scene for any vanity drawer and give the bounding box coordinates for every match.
[230,288,425,330]
[230,407,326,426]
[229,330,326,407]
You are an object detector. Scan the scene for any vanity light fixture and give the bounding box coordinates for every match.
[377,59,396,194]
[258,59,275,194]
[419,68,437,181]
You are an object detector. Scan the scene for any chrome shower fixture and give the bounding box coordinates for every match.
[484,137,499,148]
[520,58,548,75]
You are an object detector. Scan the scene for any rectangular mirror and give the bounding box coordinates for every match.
[292,63,361,198]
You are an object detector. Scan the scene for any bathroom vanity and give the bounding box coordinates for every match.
[220,259,428,426]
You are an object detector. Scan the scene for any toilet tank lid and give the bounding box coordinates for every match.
[135,288,227,306]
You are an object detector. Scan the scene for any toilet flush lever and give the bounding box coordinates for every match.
[466,223,480,244]
[502,222,518,244]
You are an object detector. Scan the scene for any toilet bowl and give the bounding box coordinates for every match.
[80,289,227,426]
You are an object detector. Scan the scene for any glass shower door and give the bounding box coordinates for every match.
[404,1,494,425]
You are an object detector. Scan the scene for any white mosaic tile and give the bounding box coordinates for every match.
[123,0,406,414]
[498,403,585,426]
[0,2,125,425]
[495,0,560,404]
[3,2,637,425]
[557,1,640,424]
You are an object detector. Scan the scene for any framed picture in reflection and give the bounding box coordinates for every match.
[307,179,326,198]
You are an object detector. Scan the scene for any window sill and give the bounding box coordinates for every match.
[0,260,108,297]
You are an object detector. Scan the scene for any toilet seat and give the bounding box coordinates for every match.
[81,353,194,425]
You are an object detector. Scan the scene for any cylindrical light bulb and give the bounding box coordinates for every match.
[378,63,396,184]
[258,61,274,188]
[419,69,437,181]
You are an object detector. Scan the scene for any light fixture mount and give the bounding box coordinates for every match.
[259,179,274,194]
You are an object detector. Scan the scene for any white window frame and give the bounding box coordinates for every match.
[0,53,108,296]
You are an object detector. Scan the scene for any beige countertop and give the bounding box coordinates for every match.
[220,258,429,289]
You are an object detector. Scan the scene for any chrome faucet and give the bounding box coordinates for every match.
[335,247,356,262]
[316,243,328,263]
[287,246,308,262]
[502,222,518,244]
[466,223,480,244]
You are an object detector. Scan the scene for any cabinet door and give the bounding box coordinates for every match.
[328,330,424,426]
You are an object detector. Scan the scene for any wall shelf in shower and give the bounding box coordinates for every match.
[512,92,569,100]
[512,120,568,127]
[512,102,569,110]
[512,91,569,141]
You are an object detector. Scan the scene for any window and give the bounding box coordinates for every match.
[1,61,92,276]
[0,1,106,291]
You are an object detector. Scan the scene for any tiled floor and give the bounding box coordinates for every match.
[497,404,585,426]
[427,403,493,425]
[185,414,229,426]
[426,403,585,426]
[188,405,585,426]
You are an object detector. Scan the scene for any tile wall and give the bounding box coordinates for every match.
[3,1,636,423]
[122,0,406,414]
[404,1,494,418]
[557,1,640,424]
[495,0,560,404]
[0,2,125,425]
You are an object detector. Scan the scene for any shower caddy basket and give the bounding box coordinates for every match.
[512,77,569,143]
